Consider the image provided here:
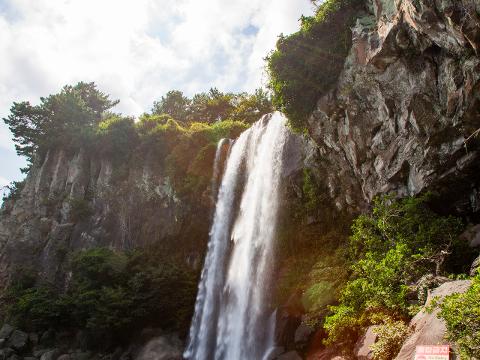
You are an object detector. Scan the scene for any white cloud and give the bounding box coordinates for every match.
[0,0,314,182]
[0,176,8,187]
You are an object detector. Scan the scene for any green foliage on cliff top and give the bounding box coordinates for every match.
[5,247,197,345]
[323,194,470,352]
[3,84,271,166]
[438,271,480,358]
[266,0,365,131]
[3,82,267,199]
[3,82,118,165]
[152,87,273,124]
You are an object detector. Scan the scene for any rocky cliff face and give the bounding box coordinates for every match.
[0,147,211,287]
[306,0,480,215]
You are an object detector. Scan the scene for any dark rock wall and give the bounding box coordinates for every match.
[306,0,480,216]
[0,147,211,287]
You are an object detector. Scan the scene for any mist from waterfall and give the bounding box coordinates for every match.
[184,112,288,360]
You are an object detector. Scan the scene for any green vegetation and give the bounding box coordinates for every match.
[3,82,271,199]
[5,247,197,346]
[152,88,273,124]
[369,319,410,360]
[3,82,118,166]
[136,114,248,196]
[69,198,93,221]
[438,271,480,358]
[266,0,365,131]
[316,194,471,353]
[1,180,26,204]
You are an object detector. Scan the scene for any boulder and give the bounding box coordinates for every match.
[8,331,28,352]
[57,355,71,360]
[470,254,480,276]
[0,349,14,360]
[0,326,15,341]
[39,331,55,347]
[408,274,450,304]
[40,349,60,360]
[460,224,480,247]
[294,323,314,346]
[354,326,377,359]
[305,345,347,360]
[33,349,51,358]
[134,335,182,360]
[395,280,471,360]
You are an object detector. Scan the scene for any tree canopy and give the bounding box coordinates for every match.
[3,82,118,165]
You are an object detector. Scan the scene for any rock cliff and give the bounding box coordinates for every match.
[306,0,480,215]
[0,147,211,288]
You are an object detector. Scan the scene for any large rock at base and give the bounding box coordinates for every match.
[294,323,315,346]
[470,254,480,276]
[354,326,377,359]
[305,346,348,360]
[40,349,60,360]
[135,335,182,360]
[395,280,471,360]
[7,330,28,351]
[0,326,14,341]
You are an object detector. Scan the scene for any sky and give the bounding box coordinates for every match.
[0,0,314,191]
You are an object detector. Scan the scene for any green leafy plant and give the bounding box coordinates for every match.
[370,319,410,360]
[5,247,197,346]
[69,197,93,222]
[267,0,365,131]
[438,272,480,358]
[324,194,468,351]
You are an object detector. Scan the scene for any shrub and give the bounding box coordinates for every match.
[69,198,93,222]
[5,247,198,346]
[2,180,25,204]
[438,272,480,358]
[324,194,468,350]
[267,0,365,131]
[370,319,410,360]
[96,115,138,162]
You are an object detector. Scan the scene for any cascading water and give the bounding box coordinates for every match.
[185,112,289,360]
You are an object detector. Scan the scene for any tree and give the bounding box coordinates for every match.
[3,82,118,164]
[230,89,274,124]
[188,88,235,123]
[151,90,191,122]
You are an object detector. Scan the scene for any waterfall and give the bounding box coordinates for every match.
[185,112,288,360]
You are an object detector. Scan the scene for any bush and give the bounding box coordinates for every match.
[370,319,410,360]
[324,194,468,350]
[69,198,93,222]
[96,115,139,162]
[2,180,25,203]
[438,272,480,358]
[267,0,365,131]
[5,247,198,345]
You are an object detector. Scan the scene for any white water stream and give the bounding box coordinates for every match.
[185,112,288,360]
